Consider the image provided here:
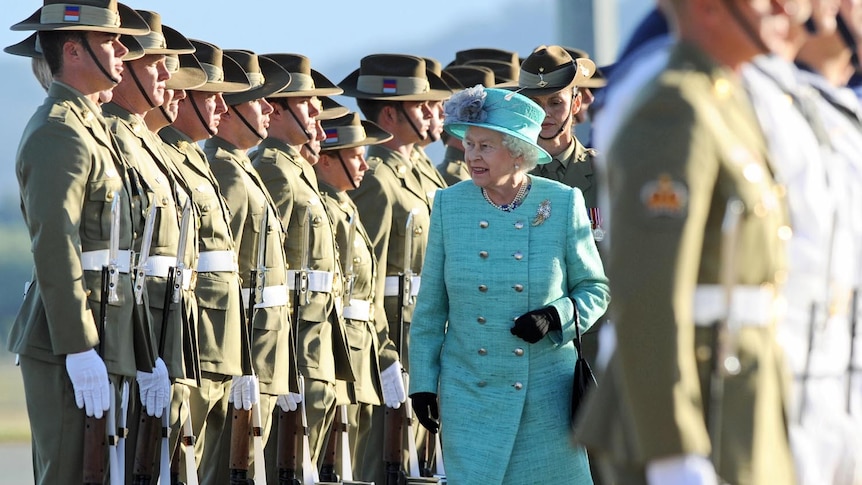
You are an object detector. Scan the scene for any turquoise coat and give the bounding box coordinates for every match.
[409,177,610,484]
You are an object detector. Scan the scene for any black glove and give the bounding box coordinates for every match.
[410,392,439,434]
[510,306,561,343]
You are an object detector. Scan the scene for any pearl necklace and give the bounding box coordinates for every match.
[482,177,531,212]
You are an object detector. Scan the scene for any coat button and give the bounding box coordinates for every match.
[477,316,486,324]
[478,348,487,356]
[478,285,487,292]
[514,221,524,229]
[414,226,424,235]
[513,382,523,390]
[513,251,523,260]
[513,284,524,292]
[477,381,487,388]
[479,220,489,228]
[479,251,488,258]
[513,348,524,356]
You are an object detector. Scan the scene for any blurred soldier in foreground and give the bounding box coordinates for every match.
[575,0,798,484]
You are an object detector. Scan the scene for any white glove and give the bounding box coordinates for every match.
[66,349,110,418]
[229,375,260,410]
[276,392,303,412]
[136,358,170,417]
[646,454,718,485]
[381,362,407,409]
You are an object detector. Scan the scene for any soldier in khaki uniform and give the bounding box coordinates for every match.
[507,45,608,371]
[203,50,293,483]
[338,53,450,484]
[249,53,354,477]
[314,112,400,475]
[411,57,451,201]
[140,48,210,479]
[6,2,152,483]
[101,12,205,479]
[574,1,797,484]
[157,39,252,479]
[434,64,497,186]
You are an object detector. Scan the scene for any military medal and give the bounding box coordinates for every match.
[532,199,551,226]
[588,207,604,241]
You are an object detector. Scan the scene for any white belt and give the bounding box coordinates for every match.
[144,255,193,289]
[343,299,372,321]
[693,284,776,327]
[241,285,290,309]
[81,249,132,273]
[196,250,238,273]
[384,276,421,297]
[286,270,334,293]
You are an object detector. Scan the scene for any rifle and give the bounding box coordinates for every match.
[384,210,421,485]
[708,198,743,472]
[274,206,313,485]
[286,206,317,485]
[84,192,121,485]
[318,415,340,483]
[230,205,269,485]
[130,205,160,485]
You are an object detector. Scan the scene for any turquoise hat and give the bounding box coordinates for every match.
[443,86,551,165]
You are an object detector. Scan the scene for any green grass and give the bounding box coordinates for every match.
[0,351,29,443]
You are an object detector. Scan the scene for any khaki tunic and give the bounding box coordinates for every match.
[159,126,244,378]
[530,137,598,209]
[348,145,431,370]
[411,145,448,202]
[250,137,353,384]
[11,82,149,377]
[319,183,390,405]
[205,136,294,395]
[104,103,194,379]
[574,42,795,485]
[436,145,471,186]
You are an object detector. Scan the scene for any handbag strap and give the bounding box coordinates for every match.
[570,297,582,354]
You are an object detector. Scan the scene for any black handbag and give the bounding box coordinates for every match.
[571,312,596,425]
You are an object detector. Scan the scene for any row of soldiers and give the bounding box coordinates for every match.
[4,1,607,484]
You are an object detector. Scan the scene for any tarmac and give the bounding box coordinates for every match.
[0,442,32,484]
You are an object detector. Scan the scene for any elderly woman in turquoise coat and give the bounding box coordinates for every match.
[409,86,610,484]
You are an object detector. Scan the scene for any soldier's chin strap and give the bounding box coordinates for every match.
[336,152,359,190]
[538,91,575,141]
[80,35,121,85]
[189,91,217,138]
[837,14,860,71]
[127,62,158,109]
[397,103,427,142]
[719,0,771,55]
[231,105,266,141]
[156,105,173,125]
[283,102,319,158]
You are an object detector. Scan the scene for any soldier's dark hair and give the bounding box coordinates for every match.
[39,30,87,75]
[267,97,290,111]
[356,98,402,124]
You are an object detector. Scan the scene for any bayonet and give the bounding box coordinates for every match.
[134,203,157,304]
[343,211,357,305]
[173,199,192,304]
[300,206,311,305]
[709,197,744,470]
[254,206,269,309]
[107,191,121,303]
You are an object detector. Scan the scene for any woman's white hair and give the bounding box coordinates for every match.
[502,134,540,171]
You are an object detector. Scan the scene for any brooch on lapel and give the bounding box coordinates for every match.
[532,199,551,226]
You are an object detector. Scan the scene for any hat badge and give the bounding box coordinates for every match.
[536,67,548,88]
